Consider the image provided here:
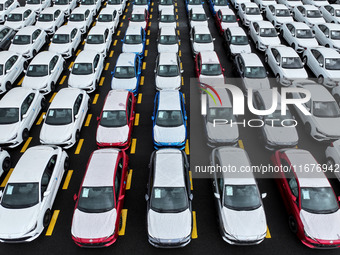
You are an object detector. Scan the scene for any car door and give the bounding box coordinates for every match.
[20,92,36,128]
[251,22,258,42]
[73,93,84,131]
[54,10,62,27]
[309,49,321,74]
[114,156,127,226]
[49,55,59,83]
[267,5,275,22]
[5,55,19,83]
[41,154,59,209]
[70,28,78,50]
[32,29,41,50]
[85,9,92,28]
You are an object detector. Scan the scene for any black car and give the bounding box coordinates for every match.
[0,26,16,51]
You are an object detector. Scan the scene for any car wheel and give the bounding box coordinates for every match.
[264,55,268,63]
[288,215,298,234]
[54,26,57,33]
[45,35,49,44]
[22,128,29,141]
[75,130,80,142]
[2,157,11,172]
[23,61,28,70]
[5,81,12,92]
[50,82,55,92]
[43,209,52,228]
[326,157,335,170]
[41,98,47,110]
[304,122,312,136]
[256,42,259,50]
[95,79,99,90]
[275,74,280,84]
[302,56,307,65]
[317,75,324,84]
[64,156,69,171]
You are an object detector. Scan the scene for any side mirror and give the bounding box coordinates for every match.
[190,37,193,41]
[130,115,135,121]
[43,114,46,119]
[128,17,131,20]
[184,115,187,120]
[69,68,72,72]
[151,116,155,120]
[261,193,267,199]
[22,113,28,119]
[43,190,51,197]
[181,69,184,73]
[23,69,27,74]
[118,194,125,201]
[292,33,295,37]
[121,39,124,42]
[97,116,100,121]
[326,34,329,38]
[222,68,225,72]
[154,69,156,73]
[212,37,216,41]
[276,62,280,66]
[73,193,78,201]
[189,193,193,200]
[291,194,297,202]
[214,193,220,199]
[84,39,87,42]
[319,62,323,67]
[75,114,78,119]
[338,196,340,202]
[145,194,149,201]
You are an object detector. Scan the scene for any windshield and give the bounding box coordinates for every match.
[188,0,201,4]
[124,34,142,44]
[158,64,179,77]
[313,101,340,118]
[135,0,148,4]
[192,13,207,21]
[159,35,177,44]
[296,29,314,38]
[55,0,69,5]
[201,64,222,76]
[276,9,290,16]
[325,58,340,70]
[307,10,322,18]
[222,15,236,22]
[52,34,70,43]
[38,14,53,22]
[77,187,115,213]
[150,187,188,213]
[301,187,339,214]
[264,109,295,127]
[0,108,19,124]
[194,33,212,43]
[246,7,260,15]
[69,13,84,21]
[131,14,145,22]
[98,14,113,22]
[207,107,235,123]
[336,10,340,17]
[7,13,22,21]
[160,0,172,4]
[108,0,120,4]
[281,57,303,69]
[224,185,261,210]
[86,34,104,44]
[114,66,135,78]
[27,65,48,77]
[331,30,340,40]
[45,108,73,125]
[160,14,176,22]
[260,28,277,37]
[27,0,40,4]
[156,110,183,127]
[72,63,93,75]
[81,0,95,5]
[244,66,267,78]
[100,110,127,127]
[1,183,39,209]
[214,0,228,5]
[13,35,31,45]
[231,35,248,45]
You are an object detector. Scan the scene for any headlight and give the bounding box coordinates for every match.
[304,230,317,241]
[63,134,72,142]
[316,128,328,136]
[10,134,18,140]
[24,223,37,235]
[23,50,30,54]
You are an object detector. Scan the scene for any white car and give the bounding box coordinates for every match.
[155,52,182,90]
[122,25,146,56]
[325,139,340,180]
[303,47,340,87]
[25,0,51,14]
[67,6,93,34]
[107,0,126,15]
[0,145,68,242]
[238,2,263,26]
[249,21,281,51]
[129,7,148,30]
[0,51,26,94]
[265,4,294,29]
[202,87,239,146]
[189,7,208,28]
[313,23,340,51]
[320,4,340,24]
[265,45,308,85]
[190,25,215,56]
[80,0,101,16]
[230,0,250,10]
[9,26,48,59]
[215,8,239,33]
[186,0,204,13]
[68,50,104,93]
[302,0,329,7]
[0,0,20,23]
[145,148,192,248]
[54,0,77,17]
[254,0,276,10]
[35,7,65,35]
[133,0,149,11]
[292,84,340,141]
[224,26,251,58]
[49,25,82,59]
[292,5,325,27]
[281,22,319,53]
[22,51,65,94]
[211,147,267,245]
[158,0,174,13]
[40,88,90,148]
[277,0,303,10]
[96,8,119,33]
[5,7,36,31]
[159,7,176,29]
[0,148,10,178]
[0,87,44,148]
[84,25,112,58]
[157,26,179,53]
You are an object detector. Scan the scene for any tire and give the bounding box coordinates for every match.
[256,42,259,50]
[304,122,312,136]
[23,61,28,70]
[264,55,268,63]
[302,56,307,65]
[64,156,69,171]
[325,44,330,48]
[50,82,55,92]
[276,74,280,84]
[318,75,324,84]
[41,98,46,109]
[5,81,12,92]
[75,130,80,142]
[43,209,52,228]
[22,128,29,141]
[288,215,298,234]
[291,43,296,50]
[2,157,11,172]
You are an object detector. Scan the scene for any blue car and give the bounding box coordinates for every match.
[133,0,150,11]
[208,0,229,15]
[152,90,187,149]
[111,52,142,96]
[122,25,146,58]
[185,0,204,14]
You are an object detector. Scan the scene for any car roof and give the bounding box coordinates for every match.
[16,26,40,34]
[30,51,58,64]
[82,149,120,187]
[242,2,259,7]
[325,4,340,9]
[270,45,299,57]
[299,4,319,10]
[9,7,30,13]
[268,4,289,9]
[126,25,142,34]
[194,25,211,34]
[153,149,185,187]
[131,7,146,14]
[191,6,206,14]
[74,50,98,62]
[49,88,81,109]
[207,87,232,108]
[240,53,263,66]
[158,90,181,110]
[116,52,136,66]
[256,89,282,110]
[40,6,62,14]
[56,24,78,34]
[311,46,340,58]
[228,26,246,35]
[71,6,89,13]
[254,20,275,28]
[158,52,178,65]
[301,84,335,102]
[219,8,235,15]
[9,146,58,183]
[200,51,220,64]
[160,26,176,35]
[160,8,175,14]
[284,149,331,188]
[99,8,117,14]
[319,23,340,30]
[103,90,129,111]
[0,51,18,64]
[88,25,109,34]
[0,87,35,107]
[289,21,310,29]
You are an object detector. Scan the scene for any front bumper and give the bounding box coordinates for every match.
[148,235,191,248]
[153,140,186,150]
[72,234,118,248]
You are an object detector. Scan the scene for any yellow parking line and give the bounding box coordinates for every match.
[192,211,198,239]
[177,22,179,27]
[181,77,184,86]
[118,209,128,235]
[183,93,185,101]
[62,170,73,190]
[150,14,152,19]
[295,145,298,148]
[126,169,133,190]
[151,7,153,12]
[20,137,32,153]
[146,39,149,45]
[177,30,180,36]
[84,114,92,127]
[123,15,126,19]
[175,3,177,6]
[127,2,130,5]
[134,113,140,126]
[130,139,137,154]
[180,62,183,69]
[185,139,189,155]
[176,15,178,19]
[99,77,105,86]
[140,76,144,85]
[105,63,110,70]
[0,168,14,188]
[125,9,128,13]
[68,62,74,69]
[149,21,151,27]
[147,30,150,36]
[137,93,142,104]
[82,40,85,45]
[175,8,178,12]
[266,226,271,238]
[93,94,99,104]
[109,50,114,57]
[179,40,181,46]
[76,49,81,56]
[36,112,46,125]
[59,75,67,85]
[142,62,146,70]
[152,1,154,5]
[179,50,181,57]
[75,139,84,155]
[120,22,123,27]
[145,50,148,56]
[49,42,51,46]
[17,77,24,86]
[117,30,121,36]
[114,40,117,46]
[92,21,96,26]
[49,92,57,103]
[189,171,193,190]
[46,210,60,236]
[238,140,244,149]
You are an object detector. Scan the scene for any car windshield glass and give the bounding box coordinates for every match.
[307,10,322,18]
[264,109,295,127]
[331,30,340,40]
[160,0,172,4]
[301,187,339,214]
[27,0,40,4]
[72,63,93,75]
[276,9,290,16]
[207,107,235,123]
[27,65,48,77]
[159,35,177,44]
[108,0,120,4]
[77,187,115,213]
[0,29,8,41]
[231,35,248,45]
[100,110,127,127]
[0,4,3,10]
[325,58,340,70]
[38,14,53,22]
[201,64,222,76]
[281,57,303,69]
[86,34,104,44]
[69,13,84,21]
[114,66,135,78]
[98,14,112,22]
[160,14,175,22]
[1,183,39,209]
[7,13,22,21]
[124,34,142,44]
[222,15,236,22]
[313,101,340,117]
[245,66,267,78]
[194,33,212,43]
[260,28,277,37]
[55,0,69,5]
[135,0,147,4]
[246,7,260,15]
[81,0,95,5]
[214,0,228,5]
[150,187,188,213]
[52,34,70,43]
[192,13,206,21]
[0,65,3,76]
[0,108,19,124]
[189,0,201,4]
[158,64,179,77]
[336,10,340,17]
[224,185,261,210]
[156,110,183,127]
[296,29,314,38]
[131,14,145,22]
[13,35,30,45]
[45,108,73,125]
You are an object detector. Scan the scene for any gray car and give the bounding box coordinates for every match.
[0,25,16,51]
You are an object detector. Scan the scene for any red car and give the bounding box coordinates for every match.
[271,148,340,249]
[195,51,225,85]
[71,148,129,247]
[96,90,136,149]
[215,8,239,35]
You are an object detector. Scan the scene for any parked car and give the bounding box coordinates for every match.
[159,7,176,29]
[190,25,215,56]
[214,8,238,34]
[189,7,208,28]
[302,0,329,7]
[132,0,150,11]
[35,7,65,35]
[208,0,229,15]
[155,52,183,90]
[84,25,113,58]
[67,6,93,34]
[277,0,303,10]
[238,2,263,26]
[158,0,174,13]
[5,7,36,31]
[320,4,340,23]
[129,7,149,30]
[223,26,251,58]
[0,0,20,23]
[248,20,281,51]
[265,4,294,29]
[185,0,204,13]
[313,23,340,51]
[96,8,119,34]
[292,5,325,27]
[122,25,146,57]
[157,26,179,53]
[254,0,276,10]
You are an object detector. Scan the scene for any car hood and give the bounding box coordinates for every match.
[68,73,94,87]
[9,44,31,54]
[68,21,85,28]
[221,22,239,30]
[36,22,54,30]
[158,43,178,53]
[147,209,191,239]
[305,17,325,25]
[230,44,251,54]
[324,69,340,79]
[190,20,208,28]
[49,42,71,53]
[276,16,294,23]
[156,75,180,90]
[300,209,340,241]
[5,21,24,30]
[0,123,19,143]
[40,123,74,143]
[245,14,263,22]
[154,125,186,144]
[296,38,318,47]
[96,124,129,145]
[314,116,340,137]
[281,67,308,79]
[199,74,225,86]
[84,43,106,53]
[287,1,301,6]
[206,121,239,143]
[122,43,143,54]
[260,36,281,46]
[243,78,270,90]
[193,42,214,53]
[22,75,49,89]
[111,77,137,90]
[264,125,299,145]
[129,21,146,30]
[25,4,41,11]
